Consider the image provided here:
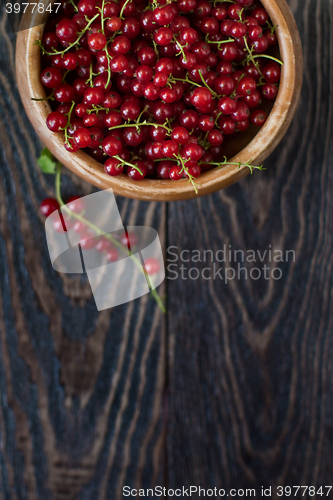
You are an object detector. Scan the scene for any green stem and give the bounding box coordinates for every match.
[54,164,165,313]
[252,54,284,65]
[173,35,187,62]
[108,121,173,134]
[198,70,218,98]
[61,101,76,146]
[62,69,70,83]
[243,36,263,76]
[37,13,99,56]
[113,155,143,174]
[31,92,54,101]
[119,0,132,19]
[169,76,205,91]
[230,72,245,98]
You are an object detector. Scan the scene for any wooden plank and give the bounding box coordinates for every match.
[0,10,166,499]
[167,0,333,492]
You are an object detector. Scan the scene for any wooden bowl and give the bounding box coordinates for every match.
[16,0,303,201]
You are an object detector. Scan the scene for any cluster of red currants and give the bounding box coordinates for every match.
[39,196,160,274]
[39,0,281,188]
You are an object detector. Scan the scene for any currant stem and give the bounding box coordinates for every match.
[113,155,143,174]
[100,0,106,32]
[86,61,94,87]
[37,13,100,56]
[198,70,218,98]
[54,163,166,313]
[108,121,173,134]
[31,92,54,101]
[178,156,199,194]
[61,100,76,146]
[204,37,234,45]
[243,36,263,76]
[173,35,188,62]
[200,157,265,174]
[69,0,78,12]
[119,0,132,19]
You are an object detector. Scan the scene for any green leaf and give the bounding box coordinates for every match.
[37,147,57,174]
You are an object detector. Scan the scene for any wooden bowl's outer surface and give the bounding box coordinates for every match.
[15,0,303,201]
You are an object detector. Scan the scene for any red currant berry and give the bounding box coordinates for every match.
[184,161,201,179]
[215,75,236,96]
[83,88,103,106]
[143,82,161,100]
[54,83,75,102]
[177,0,196,14]
[42,32,59,50]
[190,87,212,108]
[241,89,261,108]
[160,87,177,104]
[106,16,122,32]
[122,17,141,39]
[79,232,97,250]
[198,115,215,131]
[157,160,174,179]
[248,25,262,40]
[102,91,122,108]
[162,140,178,157]
[253,35,269,53]
[123,127,144,146]
[135,64,153,83]
[218,115,236,135]
[252,7,269,25]
[40,198,60,217]
[41,67,62,88]
[237,76,257,96]
[46,111,67,132]
[106,248,119,262]
[104,157,124,176]
[207,129,223,146]
[56,19,78,43]
[263,62,281,83]
[262,83,278,99]
[230,21,247,38]
[88,32,107,50]
[128,161,147,180]
[182,143,203,161]
[217,41,238,62]
[73,128,92,148]
[169,165,184,180]
[171,125,189,144]
[65,196,84,215]
[251,109,267,126]
[102,136,122,156]
[154,72,168,87]
[218,96,237,115]
[230,102,250,122]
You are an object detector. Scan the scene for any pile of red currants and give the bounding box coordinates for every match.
[38,0,282,191]
[39,196,160,274]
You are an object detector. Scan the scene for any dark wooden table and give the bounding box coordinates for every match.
[1,0,333,498]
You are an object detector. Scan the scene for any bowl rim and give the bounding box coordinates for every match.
[15,0,303,201]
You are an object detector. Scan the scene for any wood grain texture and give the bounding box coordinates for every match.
[1,0,333,498]
[0,6,166,499]
[167,0,333,494]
